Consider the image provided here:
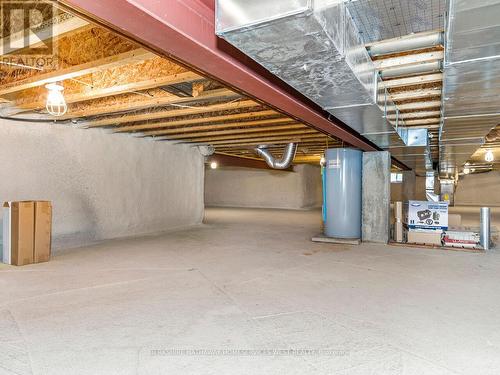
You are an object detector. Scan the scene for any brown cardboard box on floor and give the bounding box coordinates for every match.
[405,228,442,246]
[10,201,35,266]
[34,201,52,263]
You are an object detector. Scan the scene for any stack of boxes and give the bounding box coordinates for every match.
[403,200,449,246]
[2,201,52,266]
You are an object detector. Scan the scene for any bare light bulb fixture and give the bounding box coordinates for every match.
[320,156,326,166]
[210,161,218,169]
[463,167,470,175]
[485,149,494,163]
[46,83,67,117]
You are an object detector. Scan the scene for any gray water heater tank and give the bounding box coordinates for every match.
[324,148,362,239]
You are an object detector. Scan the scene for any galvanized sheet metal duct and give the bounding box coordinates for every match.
[216,0,406,154]
[440,0,500,176]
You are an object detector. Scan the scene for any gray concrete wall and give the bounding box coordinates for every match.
[0,119,205,250]
[362,151,391,243]
[205,164,322,210]
[455,171,500,206]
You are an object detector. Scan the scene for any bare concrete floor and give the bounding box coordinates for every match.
[1,207,500,375]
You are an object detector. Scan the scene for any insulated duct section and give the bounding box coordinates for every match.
[440,0,500,177]
[254,143,297,169]
[216,0,407,152]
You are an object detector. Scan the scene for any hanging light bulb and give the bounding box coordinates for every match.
[320,156,326,166]
[463,167,470,175]
[210,161,218,169]
[45,83,67,117]
[485,149,494,163]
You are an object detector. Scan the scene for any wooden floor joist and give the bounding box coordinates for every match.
[380,73,443,89]
[68,88,239,119]
[374,50,444,70]
[0,49,156,97]
[114,110,281,133]
[386,111,441,120]
[16,71,203,111]
[85,99,260,127]
[172,129,318,143]
[386,100,442,112]
[192,134,331,146]
[153,124,307,139]
[140,118,297,137]
[389,88,442,102]
[399,118,441,126]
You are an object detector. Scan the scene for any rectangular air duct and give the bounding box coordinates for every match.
[216,0,408,152]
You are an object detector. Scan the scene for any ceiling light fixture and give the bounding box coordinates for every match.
[320,156,326,166]
[485,149,494,163]
[210,161,218,169]
[45,83,67,117]
[463,167,470,175]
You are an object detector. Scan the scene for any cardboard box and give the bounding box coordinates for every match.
[404,200,448,230]
[34,201,52,263]
[443,230,480,248]
[9,201,35,266]
[405,228,442,246]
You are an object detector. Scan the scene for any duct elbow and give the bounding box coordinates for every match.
[255,143,297,169]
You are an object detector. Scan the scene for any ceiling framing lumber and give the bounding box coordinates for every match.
[152,124,308,139]
[380,73,443,89]
[15,71,202,111]
[0,49,155,96]
[374,50,444,70]
[142,118,296,137]
[84,99,259,127]
[68,88,238,119]
[113,110,282,133]
[170,128,318,142]
[386,111,441,120]
[389,88,442,101]
[386,101,442,112]
[189,134,331,146]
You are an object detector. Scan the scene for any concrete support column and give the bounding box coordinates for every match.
[402,171,416,201]
[362,151,391,243]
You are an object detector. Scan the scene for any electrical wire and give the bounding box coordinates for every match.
[0,115,70,123]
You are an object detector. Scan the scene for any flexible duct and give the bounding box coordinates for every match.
[255,143,297,169]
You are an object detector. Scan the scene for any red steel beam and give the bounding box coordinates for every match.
[58,0,380,153]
